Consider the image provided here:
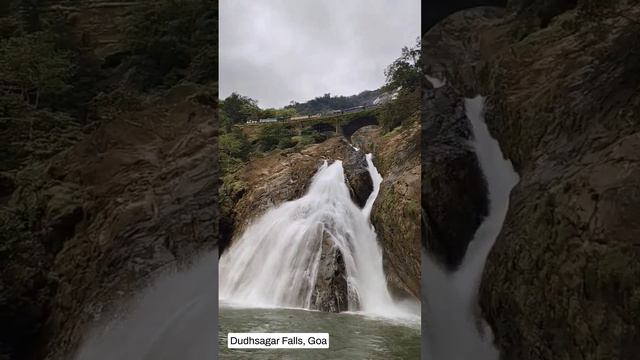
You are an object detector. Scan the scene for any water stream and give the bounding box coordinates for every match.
[423,95,519,360]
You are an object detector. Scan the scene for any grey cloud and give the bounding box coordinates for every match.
[220,0,420,108]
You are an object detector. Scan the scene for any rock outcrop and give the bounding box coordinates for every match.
[353,119,422,299]
[309,234,349,313]
[422,78,488,270]
[423,1,640,358]
[342,149,373,208]
[480,3,640,359]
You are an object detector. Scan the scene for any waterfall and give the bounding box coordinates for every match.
[423,95,519,359]
[362,153,382,220]
[219,155,415,319]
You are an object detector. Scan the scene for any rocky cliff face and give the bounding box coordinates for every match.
[0,85,217,360]
[481,3,640,359]
[44,90,216,360]
[353,119,422,299]
[424,1,640,358]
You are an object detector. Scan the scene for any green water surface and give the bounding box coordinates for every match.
[219,306,420,359]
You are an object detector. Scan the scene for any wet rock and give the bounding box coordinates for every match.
[342,149,373,208]
[420,6,510,270]
[368,119,422,299]
[422,82,488,270]
[422,6,510,96]
[219,135,375,313]
[309,234,349,313]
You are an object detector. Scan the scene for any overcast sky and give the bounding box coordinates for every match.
[220,0,420,109]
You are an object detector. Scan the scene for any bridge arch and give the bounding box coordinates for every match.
[341,114,378,139]
[310,122,335,133]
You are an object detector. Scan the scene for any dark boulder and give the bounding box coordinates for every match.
[309,234,349,313]
[342,148,373,208]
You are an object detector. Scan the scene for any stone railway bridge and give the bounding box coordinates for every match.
[242,108,381,139]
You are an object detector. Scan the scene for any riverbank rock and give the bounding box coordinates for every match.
[352,118,422,299]
[425,2,640,358]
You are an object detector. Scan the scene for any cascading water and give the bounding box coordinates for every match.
[219,154,414,319]
[423,95,519,360]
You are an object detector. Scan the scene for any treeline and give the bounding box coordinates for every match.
[218,37,422,175]
[0,3,83,171]
[125,0,217,89]
[285,89,383,115]
[219,93,297,129]
[0,0,218,171]
[220,36,421,129]
[218,89,384,127]
[377,37,421,130]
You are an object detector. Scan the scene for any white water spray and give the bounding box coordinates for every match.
[74,253,218,360]
[423,95,519,360]
[219,155,415,319]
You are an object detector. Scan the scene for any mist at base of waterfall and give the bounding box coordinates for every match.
[74,252,219,360]
[423,95,519,360]
[219,306,420,360]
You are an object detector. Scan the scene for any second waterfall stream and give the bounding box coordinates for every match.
[219,153,418,320]
[423,95,519,360]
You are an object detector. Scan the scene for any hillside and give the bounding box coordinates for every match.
[286,89,385,115]
[0,1,217,359]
